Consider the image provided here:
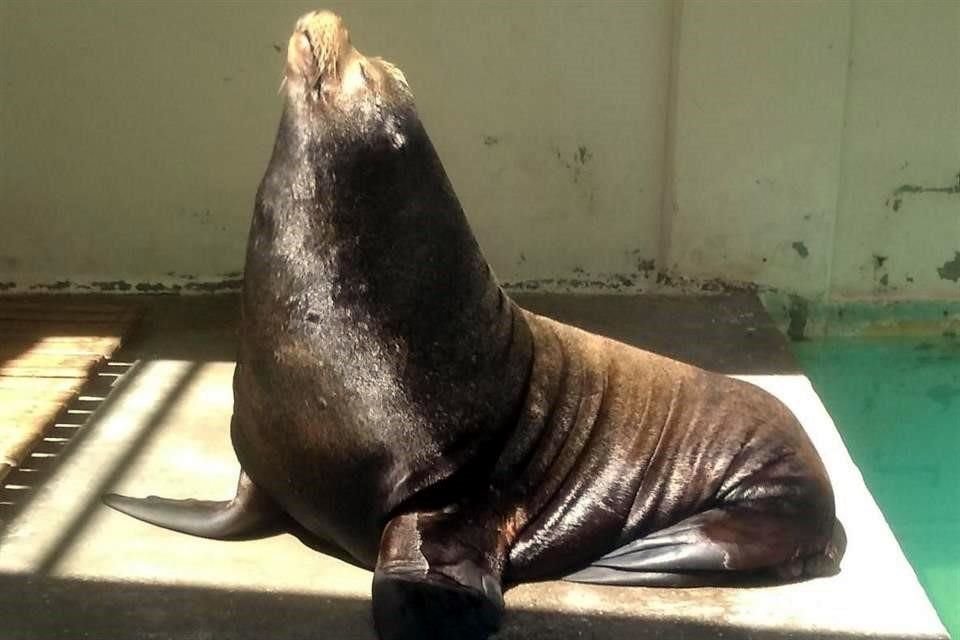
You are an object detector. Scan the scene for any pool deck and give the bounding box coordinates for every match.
[0,293,949,640]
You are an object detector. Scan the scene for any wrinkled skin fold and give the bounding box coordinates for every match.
[103,10,845,640]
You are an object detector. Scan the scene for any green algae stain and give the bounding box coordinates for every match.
[786,295,809,341]
[937,252,960,283]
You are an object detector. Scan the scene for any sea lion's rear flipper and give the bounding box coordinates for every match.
[102,470,284,540]
[372,511,505,640]
[565,503,844,587]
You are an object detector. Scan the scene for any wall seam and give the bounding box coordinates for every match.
[822,0,858,306]
[656,0,684,275]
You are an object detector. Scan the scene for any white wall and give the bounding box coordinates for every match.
[1,0,957,300]
[830,0,960,301]
[668,0,852,298]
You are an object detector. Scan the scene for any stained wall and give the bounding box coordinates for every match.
[0,0,957,300]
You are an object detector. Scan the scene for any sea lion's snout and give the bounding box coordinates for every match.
[286,10,352,90]
[282,9,411,112]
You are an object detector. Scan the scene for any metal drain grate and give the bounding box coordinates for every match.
[0,358,138,525]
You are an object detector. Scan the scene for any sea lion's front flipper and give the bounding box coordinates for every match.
[372,511,505,640]
[102,470,284,540]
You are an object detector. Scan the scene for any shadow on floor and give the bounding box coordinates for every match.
[0,573,878,640]
[517,292,801,374]
[69,291,801,374]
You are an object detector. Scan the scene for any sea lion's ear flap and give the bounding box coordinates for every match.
[372,512,505,640]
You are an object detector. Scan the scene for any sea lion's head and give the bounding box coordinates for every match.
[283,10,412,114]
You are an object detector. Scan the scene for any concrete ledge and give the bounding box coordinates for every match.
[0,294,948,639]
[759,291,960,340]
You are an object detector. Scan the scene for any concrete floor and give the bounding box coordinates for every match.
[0,293,949,640]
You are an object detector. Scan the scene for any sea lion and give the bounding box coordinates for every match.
[104,10,845,640]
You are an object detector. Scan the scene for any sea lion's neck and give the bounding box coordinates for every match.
[238,79,537,525]
[240,92,536,513]
[244,96,501,332]
[257,97,423,228]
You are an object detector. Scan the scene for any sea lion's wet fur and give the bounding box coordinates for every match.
[236,75,532,567]
[104,11,843,639]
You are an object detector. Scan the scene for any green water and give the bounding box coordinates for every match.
[793,336,959,638]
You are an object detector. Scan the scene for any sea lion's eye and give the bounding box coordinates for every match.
[358,62,370,85]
